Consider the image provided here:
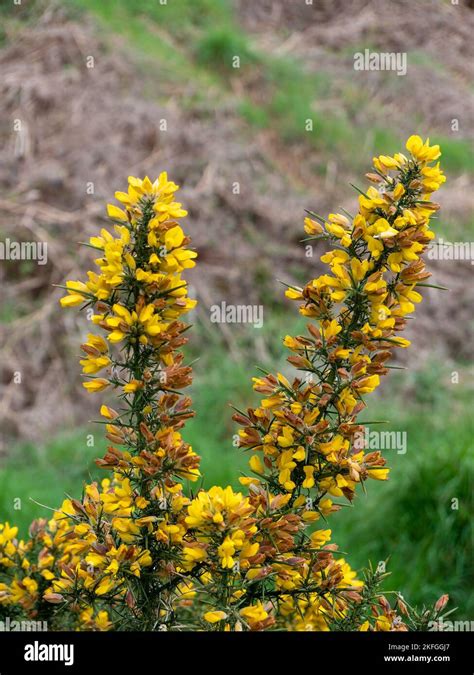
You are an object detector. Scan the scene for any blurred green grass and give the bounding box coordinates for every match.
[0,431,103,531]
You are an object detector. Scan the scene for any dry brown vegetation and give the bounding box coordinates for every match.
[0,0,472,444]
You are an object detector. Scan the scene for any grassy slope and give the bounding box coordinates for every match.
[65,0,472,251]
[69,0,473,177]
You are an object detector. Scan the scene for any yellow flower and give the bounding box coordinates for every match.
[375,615,392,631]
[249,455,264,474]
[203,611,227,623]
[217,536,236,569]
[59,280,89,307]
[80,334,111,374]
[106,204,128,222]
[354,374,380,394]
[302,466,315,489]
[83,378,110,393]
[95,576,116,596]
[309,529,331,549]
[406,135,441,162]
[367,468,390,481]
[186,486,253,530]
[0,522,18,545]
[105,303,163,344]
[321,319,342,341]
[123,379,143,394]
[182,546,207,568]
[239,602,269,628]
[304,217,323,235]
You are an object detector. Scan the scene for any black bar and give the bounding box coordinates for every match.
[0,630,469,673]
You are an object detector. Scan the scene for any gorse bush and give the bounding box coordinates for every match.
[0,136,450,631]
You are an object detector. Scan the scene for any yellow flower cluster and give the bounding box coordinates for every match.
[0,139,448,632]
[235,136,444,511]
[1,175,201,630]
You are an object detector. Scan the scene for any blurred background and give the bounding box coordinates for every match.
[0,0,472,619]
